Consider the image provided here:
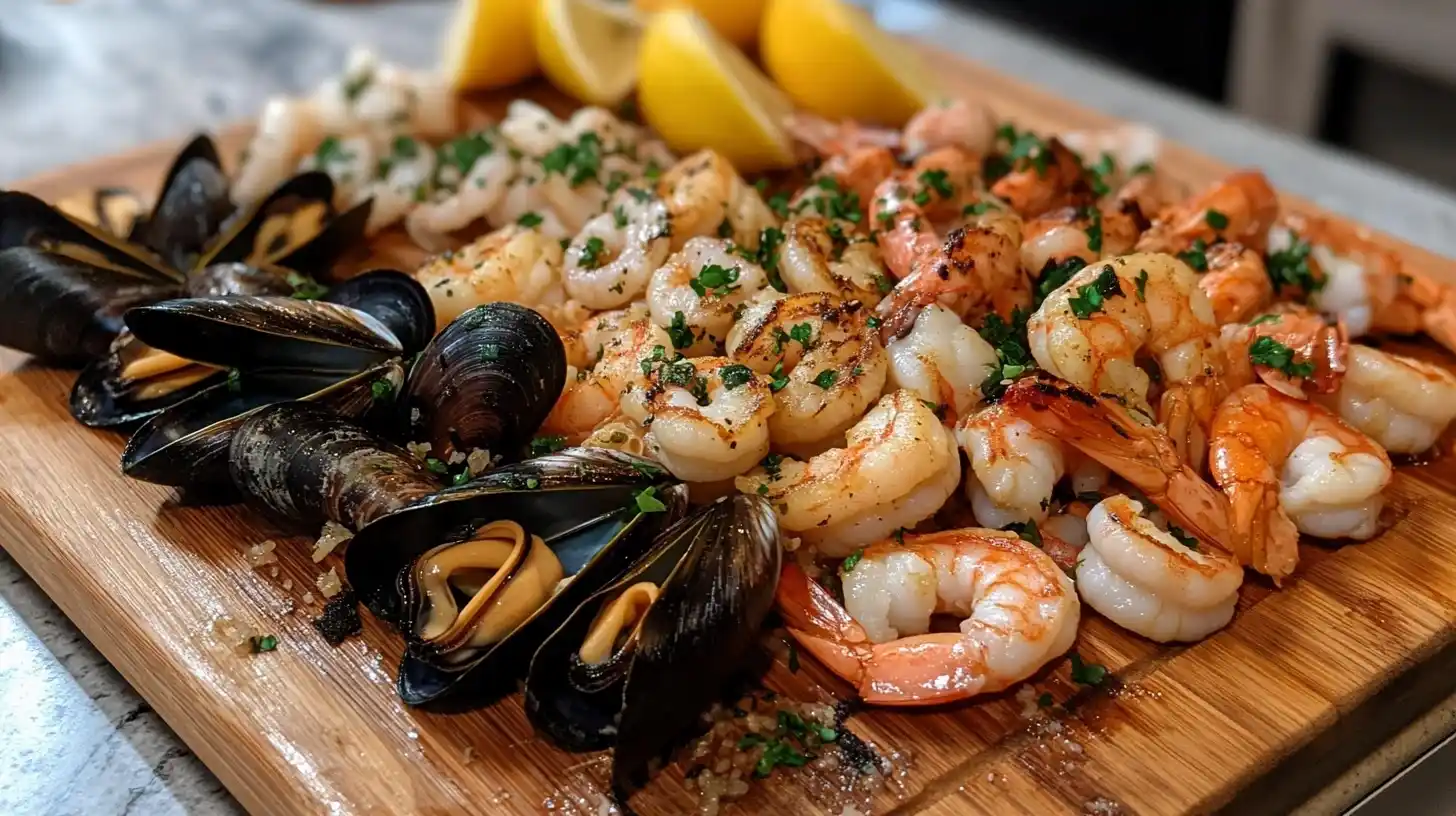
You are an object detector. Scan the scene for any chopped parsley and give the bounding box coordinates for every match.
[1085,151,1115,198]
[1002,521,1042,546]
[516,211,544,228]
[1038,692,1055,708]
[1249,313,1281,326]
[1083,206,1104,254]
[768,361,789,392]
[1177,238,1209,272]
[841,548,865,573]
[789,322,815,348]
[540,131,602,187]
[767,192,791,220]
[1034,257,1087,307]
[812,369,839,389]
[249,634,279,653]
[633,486,668,513]
[529,435,568,456]
[1135,268,1149,301]
[719,363,754,390]
[918,168,955,201]
[1267,236,1323,294]
[1068,265,1124,319]
[1205,208,1230,231]
[875,273,895,295]
[578,236,607,269]
[1069,652,1109,686]
[313,135,353,167]
[690,264,740,298]
[986,123,1050,182]
[962,200,997,217]
[756,226,787,292]
[613,206,629,229]
[424,457,449,476]
[285,271,327,300]
[375,135,420,177]
[1168,525,1199,551]
[668,310,695,350]
[436,132,495,180]
[370,378,395,403]
[977,307,1034,402]
[629,460,665,478]
[802,176,863,223]
[1130,160,1155,176]
[761,453,785,480]
[1248,336,1314,378]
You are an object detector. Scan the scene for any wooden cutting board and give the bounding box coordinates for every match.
[7,49,1456,816]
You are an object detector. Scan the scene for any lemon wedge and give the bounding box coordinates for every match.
[632,0,767,47]
[440,0,540,91]
[534,0,644,106]
[760,0,943,126]
[637,9,795,172]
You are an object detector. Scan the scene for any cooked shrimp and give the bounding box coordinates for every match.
[498,100,568,157]
[785,112,902,158]
[1001,375,1232,552]
[646,237,776,356]
[413,224,568,331]
[1058,124,1161,190]
[725,293,888,450]
[562,189,672,309]
[1078,495,1243,642]
[778,216,891,306]
[620,354,775,483]
[792,150,898,226]
[234,97,324,206]
[1210,384,1392,582]
[990,137,1092,219]
[405,130,517,252]
[775,528,1079,705]
[657,150,778,251]
[312,48,455,141]
[297,134,376,208]
[736,390,961,557]
[541,308,669,442]
[902,98,997,160]
[885,303,999,419]
[957,403,1065,528]
[354,136,438,234]
[1199,242,1273,325]
[1135,170,1279,255]
[486,174,571,240]
[1223,304,1348,397]
[1028,253,1219,416]
[1019,204,1142,276]
[1323,344,1456,454]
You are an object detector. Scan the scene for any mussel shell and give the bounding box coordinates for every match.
[321,269,435,358]
[405,303,565,461]
[123,359,405,494]
[0,247,180,365]
[228,398,439,529]
[195,172,370,278]
[0,191,181,283]
[133,134,232,270]
[524,495,782,796]
[125,295,402,374]
[185,263,295,298]
[69,332,224,428]
[55,187,144,238]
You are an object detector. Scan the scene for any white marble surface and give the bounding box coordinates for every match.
[2,1,1455,814]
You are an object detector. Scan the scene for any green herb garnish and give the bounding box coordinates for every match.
[516,211,544,228]
[1248,336,1314,378]
[633,486,667,513]
[249,634,279,653]
[690,264,740,298]
[578,236,607,269]
[841,549,865,573]
[719,363,754,390]
[812,369,839,389]
[529,435,568,456]
[1069,652,1108,686]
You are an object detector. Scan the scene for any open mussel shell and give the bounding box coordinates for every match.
[123,359,405,494]
[342,449,686,709]
[132,134,232,270]
[125,295,402,374]
[70,331,224,428]
[185,262,296,298]
[195,171,370,278]
[321,270,435,358]
[524,495,781,796]
[0,191,182,283]
[405,303,565,462]
[228,399,438,527]
[55,187,145,239]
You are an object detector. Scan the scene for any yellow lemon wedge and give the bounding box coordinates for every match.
[637,9,795,172]
[632,0,767,47]
[440,0,540,91]
[760,0,943,126]
[534,0,644,106]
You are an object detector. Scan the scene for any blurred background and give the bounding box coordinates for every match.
[958,0,1456,189]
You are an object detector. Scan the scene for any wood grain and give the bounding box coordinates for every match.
[5,49,1456,816]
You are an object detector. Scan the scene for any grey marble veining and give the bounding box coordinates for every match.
[1,1,1454,815]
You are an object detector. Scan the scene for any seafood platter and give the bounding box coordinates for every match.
[7,3,1456,814]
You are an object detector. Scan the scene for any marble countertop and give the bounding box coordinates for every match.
[2,1,1455,814]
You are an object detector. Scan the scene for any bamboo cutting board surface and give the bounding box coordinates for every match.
[7,50,1456,815]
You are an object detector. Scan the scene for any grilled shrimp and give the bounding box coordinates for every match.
[1019,204,1142,277]
[1223,304,1348,397]
[658,150,778,251]
[350,136,438,234]
[1322,344,1456,454]
[540,307,669,443]
[234,97,324,206]
[1135,170,1279,255]
[1199,242,1273,325]
[736,390,961,557]
[297,134,376,208]
[621,355,775,483]
[776,528,1079,705]
[778,216,891,306]
[487,175,572,240]
[725,293,888,451]
[405,130,517,252]
[1059,124,1161,188]
[957,403,1065,528]
[562,189,672,309]
[312,48,454,142]
[1029,253,1219,416]
[1210,384,1392,582]
[902,98,997,159]
[885,303,999,419]
[990,138,1091,219]
[1001,375,1232,553]
[413,224,571,331]
[1078,495,1243,643]
[647,237,776,355]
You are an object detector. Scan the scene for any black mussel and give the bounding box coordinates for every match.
[185,262,297,298]
[321,270,435,358]
[229,400,439,528]
[132,134,231,270]
[55,187,145,238]
[70,331,225,428]
[195,172,370,279]
[125,295,402,374]
[127,360,406,494]
[405,303,564,463]
[524,495,781,798]
[0,190,181,282]
[342,449,686,708]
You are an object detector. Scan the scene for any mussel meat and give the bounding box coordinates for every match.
[524,495,781,797]
[195,171,370,280]
[70,331,225,428]
[405,303,565,463]
[343,448,687,708]
[229,401,439,529]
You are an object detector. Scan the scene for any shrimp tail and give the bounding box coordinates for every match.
[775,562,873,688]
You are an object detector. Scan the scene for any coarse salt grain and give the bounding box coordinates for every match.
[312,521,354,563]
[406,441,432,459]
[466,448,493,475]
[302,592,315,604]
[317,567,343,598]
[282,578,293,591]
[245,540,278,568]
[448,450,467,465]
